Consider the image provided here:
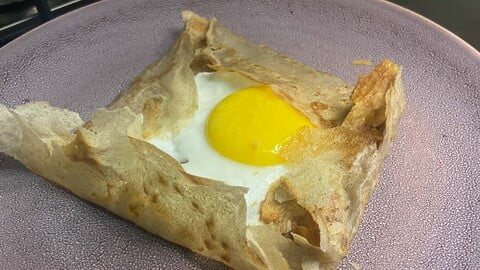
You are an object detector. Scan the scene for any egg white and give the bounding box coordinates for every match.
[149,72,288,225]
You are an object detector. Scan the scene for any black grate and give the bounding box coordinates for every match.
[0,0,100,47]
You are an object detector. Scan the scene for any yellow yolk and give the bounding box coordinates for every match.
[207,85,313,166]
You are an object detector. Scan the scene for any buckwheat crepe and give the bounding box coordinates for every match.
[0,11,405,270]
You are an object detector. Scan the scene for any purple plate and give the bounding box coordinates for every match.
[1,0,479,269]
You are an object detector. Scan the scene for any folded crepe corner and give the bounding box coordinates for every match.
[0,11,405,270]
[263,59,405,260]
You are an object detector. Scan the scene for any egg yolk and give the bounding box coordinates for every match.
[207,85,312,166]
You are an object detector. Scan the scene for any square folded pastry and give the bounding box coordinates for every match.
[0,11,405,270]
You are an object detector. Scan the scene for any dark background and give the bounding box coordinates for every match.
[389,0,479,49]
[0,0,479,50]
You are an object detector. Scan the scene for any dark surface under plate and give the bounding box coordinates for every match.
[0,0,479,269]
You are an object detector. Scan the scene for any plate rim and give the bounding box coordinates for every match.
[0,0,479,61]
[380,0,479,58]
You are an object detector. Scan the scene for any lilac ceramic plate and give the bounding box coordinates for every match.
[1,0,479,269]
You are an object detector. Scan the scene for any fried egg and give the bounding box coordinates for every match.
[149,72,312,225]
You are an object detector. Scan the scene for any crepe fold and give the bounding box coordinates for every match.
[0,11,405,270]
